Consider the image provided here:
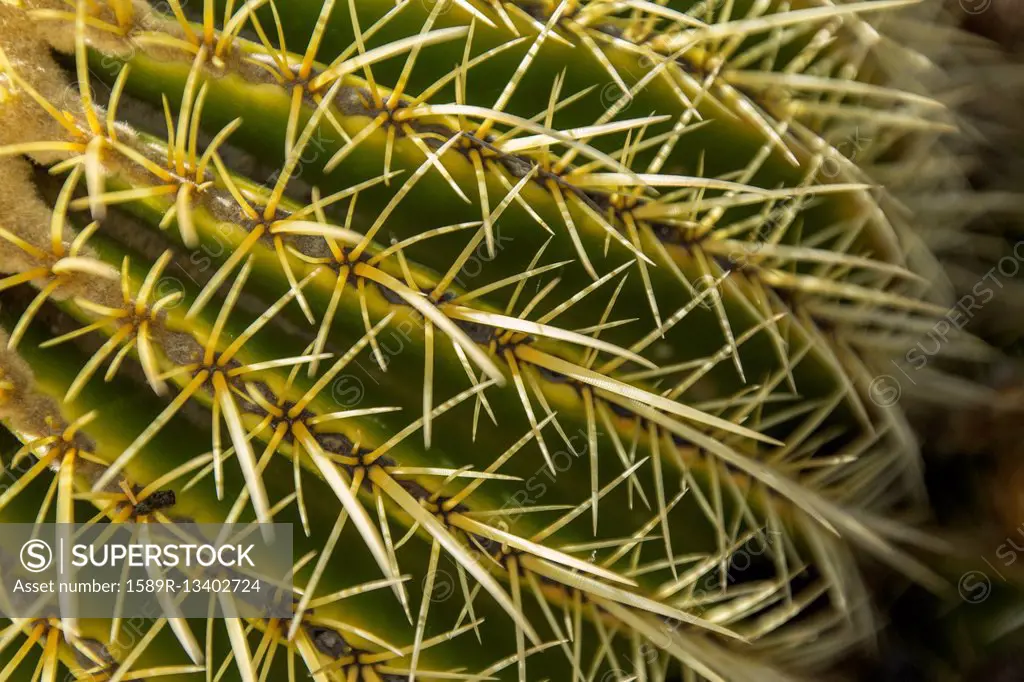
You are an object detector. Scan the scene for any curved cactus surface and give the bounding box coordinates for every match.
[0,1,981,680]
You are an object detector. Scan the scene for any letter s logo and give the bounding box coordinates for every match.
[21,540,53,573]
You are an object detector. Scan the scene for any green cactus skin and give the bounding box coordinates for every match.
[0,0,984,680]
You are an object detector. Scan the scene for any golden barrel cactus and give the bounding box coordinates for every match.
[0,0,985,680]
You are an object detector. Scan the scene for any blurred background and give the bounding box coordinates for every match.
[837,2,1024,680]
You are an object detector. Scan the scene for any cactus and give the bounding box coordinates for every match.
[0,0,982,680]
